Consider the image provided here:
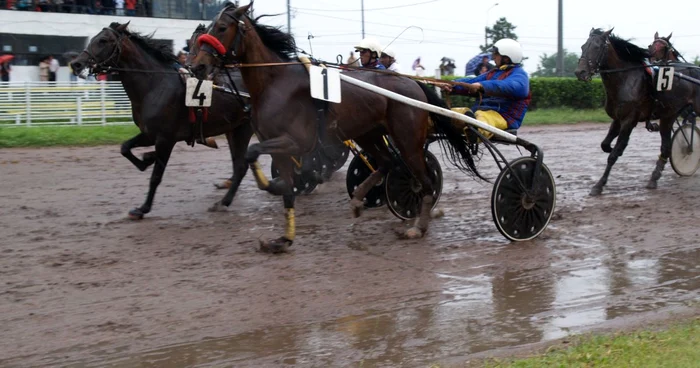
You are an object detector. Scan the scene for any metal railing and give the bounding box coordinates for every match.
[0,81,133,127]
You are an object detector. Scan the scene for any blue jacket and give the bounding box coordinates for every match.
[452,64,531,129]
[362,60,386,70]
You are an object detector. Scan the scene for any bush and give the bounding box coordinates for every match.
[440,76,605,110]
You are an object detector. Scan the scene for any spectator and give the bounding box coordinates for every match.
[48,55,59,81]
[68,56,78,82]
[125,0,135,16]
[475,55,493,76]
[0,59,11,82]
[346,51,358,66]
[412,57,425,77]
[39,57,50,81]
[115,0,123,15]
[102,0,114,14]
[177,50,187,66]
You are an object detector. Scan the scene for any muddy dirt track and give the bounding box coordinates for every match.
[1,123,699,368]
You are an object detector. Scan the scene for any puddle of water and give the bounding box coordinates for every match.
[58,244,700,368]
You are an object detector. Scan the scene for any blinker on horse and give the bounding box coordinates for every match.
[189,2,481,253]
[70,22,255,219]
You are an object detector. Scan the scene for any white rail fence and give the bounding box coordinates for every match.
[0,81,133,127]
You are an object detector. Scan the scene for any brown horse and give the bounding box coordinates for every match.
[576,28,700,195]
[70,22,254,219]
[648,32,682,63]
[189,2,480,252]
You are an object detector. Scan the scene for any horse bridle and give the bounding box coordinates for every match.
[81,27,125,73]
[579,34,609,76]
[199,9,248,63]
[649,38,673,61]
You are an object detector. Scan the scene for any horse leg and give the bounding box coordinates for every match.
[214,131,236,190]
[601,119,620,153]
[348,133,393,218]
[388,135,434,239]
[210,124,254,211]
[244,137,306,252]
[259,154,296,254]
[646,117,674,189]
[121,132,156,171]
[128,136,176,220]
[245,136,306,195]
[590,119,636,196]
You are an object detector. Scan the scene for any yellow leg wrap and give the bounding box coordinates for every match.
[285,208,296,241]
[251,161,269,189]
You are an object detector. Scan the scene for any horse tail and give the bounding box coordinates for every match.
[414,81,486,181]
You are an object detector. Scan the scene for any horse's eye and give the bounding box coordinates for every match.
[218,26,227,33]
[99,38,108,44]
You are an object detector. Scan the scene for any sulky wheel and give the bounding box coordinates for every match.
[320,142,350,181]
[385,151,443,220]
[491,156,556,242]
[271,158,319,195]
[670,123,700,176]
[346,152,385,208]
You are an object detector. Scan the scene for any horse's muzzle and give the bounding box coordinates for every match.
[70,61,84,75]
[575,69,591,82]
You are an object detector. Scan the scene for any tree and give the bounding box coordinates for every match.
[694,55,700,66]
[480,17,518,52]
[532,50,580,77]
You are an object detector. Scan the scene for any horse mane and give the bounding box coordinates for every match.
[592,28,649,63]
[248,15,297,60]
[195,24,207,33]
[109,22,177,64]
[220,3,297,61]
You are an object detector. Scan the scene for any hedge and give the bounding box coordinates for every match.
[439,76,605,110]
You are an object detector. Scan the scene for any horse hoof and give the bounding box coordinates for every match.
[214,179,232,190]
[350,198,364,218]
[601,144,612,153]
[259,237,292,254]
[204,137,219,149]
[404,227,423,239]
[208,201,228,212]
[646,180,658,190]
[128,208,144,220]
[589,186,603,196]
[431,208,445,219]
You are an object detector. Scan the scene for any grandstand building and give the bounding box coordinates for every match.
[0,0,226,81]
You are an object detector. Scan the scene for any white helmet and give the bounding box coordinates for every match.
[381,47,396,59]
[355,37,383,55]
[492,38,523,64]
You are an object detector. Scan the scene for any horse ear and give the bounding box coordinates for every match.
[236,1,252,15]
[116,21,130,32]
[604,27,614,37]
[590,27,596,36]
[654,31,659,39]
[667,32,673,40]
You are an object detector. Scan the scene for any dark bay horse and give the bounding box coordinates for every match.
[575,28,700,195]
[70,22,254,219]
[648,32,683,63]
[189,2,480,252]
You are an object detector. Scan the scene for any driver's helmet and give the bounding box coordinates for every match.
[354,37,383,55]
[381,47,396,59]
[491,38,523,64]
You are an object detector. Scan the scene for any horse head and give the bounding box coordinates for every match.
[648,31,675,63]
[575,27,613,81]
[71,22,130,75]
[190,1,254,80]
